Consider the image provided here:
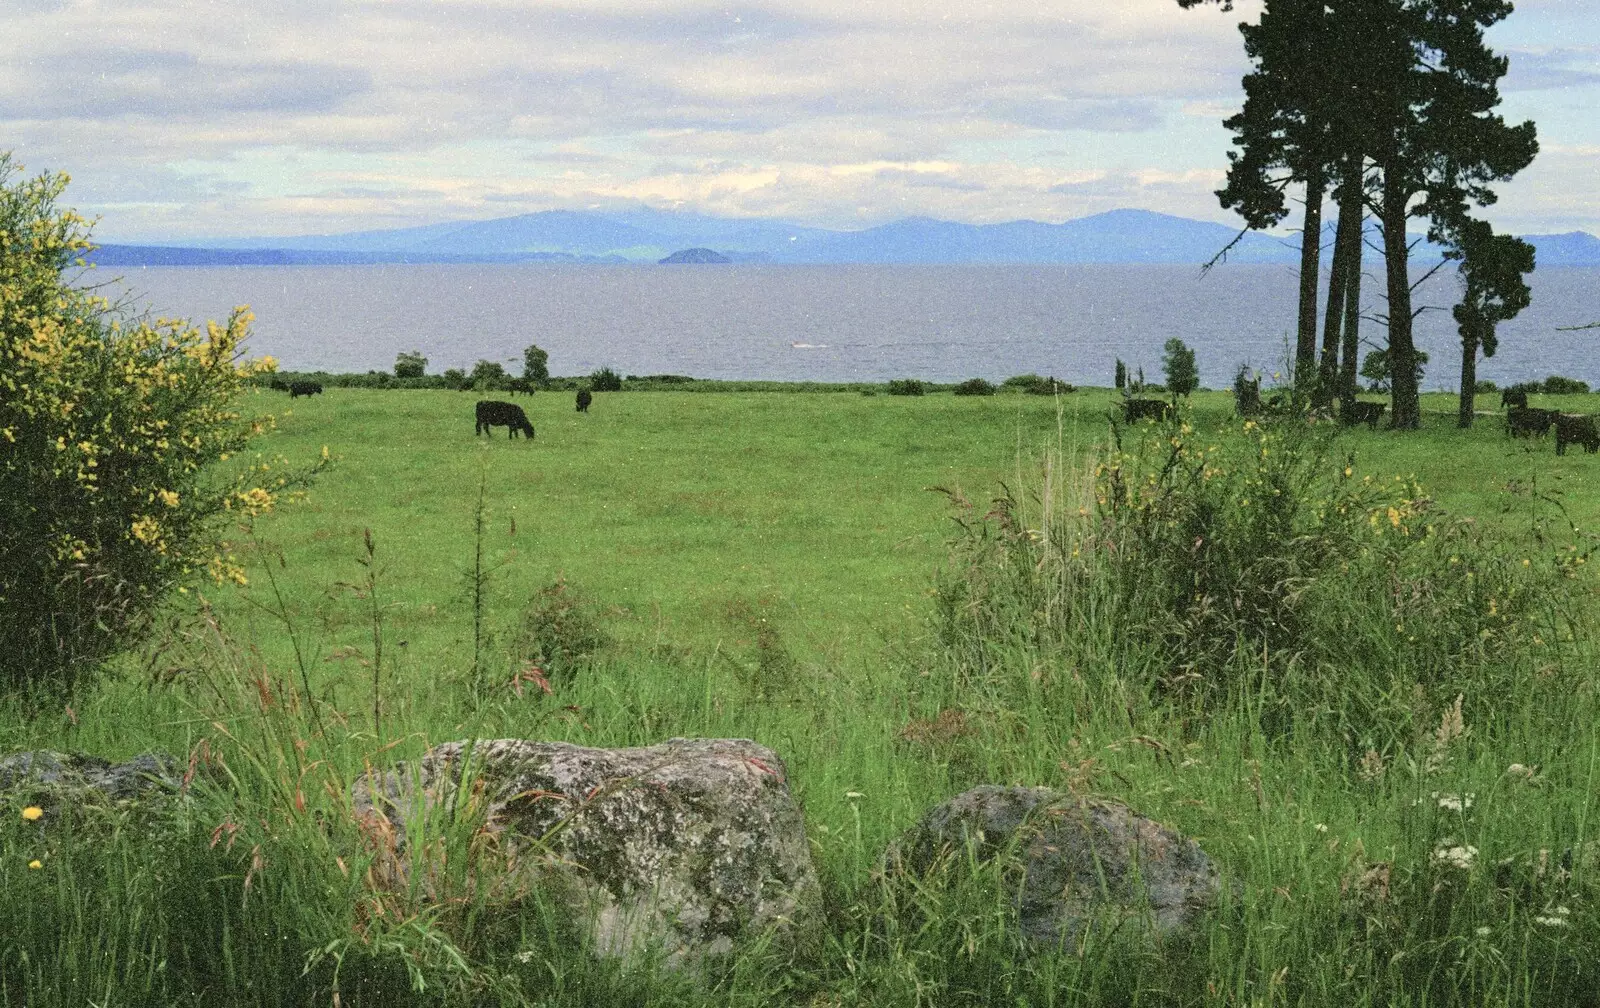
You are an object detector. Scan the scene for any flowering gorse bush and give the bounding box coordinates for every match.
[0,155,313,693]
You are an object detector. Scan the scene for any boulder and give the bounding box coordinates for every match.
[0,750,182,810]
[352,737,820,965]
[893,785,1221,945]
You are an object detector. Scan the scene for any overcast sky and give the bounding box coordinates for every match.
[4,0,1595,241]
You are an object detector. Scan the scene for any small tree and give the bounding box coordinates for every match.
[442,368,467,390]
[1361,347,1428,394]
[1162,338,1200,398]
[470,360,509,390]
[523,344,550,386]
[0,155,303,694]
[394,350,428,379]
[1115,358,1128,392]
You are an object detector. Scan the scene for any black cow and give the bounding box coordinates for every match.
[1508,406,1558,438]
[288,381,323,398]
[475,400,536,439]
[1122,398,1171,422]
[1340,400,1386,429]
[576,389,593,413]
[1555,414,1600,455]
[506,378,534,395]
[1502,388,1529,410]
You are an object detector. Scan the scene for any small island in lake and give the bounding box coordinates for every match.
[659,247,732,264]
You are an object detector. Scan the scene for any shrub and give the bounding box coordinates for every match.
[1026,377,1074,395]
[887,379,926,396]
[1473,379,1498,393]
[933,411,1585,741]
[952,378,997,396]
[510,577,611,683]
[589,367,623,392]
[394,350,427,379]
[1541,375,1590,395]
[1233,365,1263,416]
[0,155,301,694]
[1162,338,1199,397]
[1002,374,1045,389]
[442,368,467,390]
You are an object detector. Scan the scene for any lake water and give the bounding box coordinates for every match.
[102,263,1600,390]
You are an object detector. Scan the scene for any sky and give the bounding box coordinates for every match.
[3,0,1596,242]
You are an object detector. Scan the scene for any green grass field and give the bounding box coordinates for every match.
[5,384,1600,1006]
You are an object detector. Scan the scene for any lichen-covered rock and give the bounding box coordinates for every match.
[893,785,1221,945]
[0,750,182,810]
[352,737,820,965]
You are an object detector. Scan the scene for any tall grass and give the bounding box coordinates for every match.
[3,403,1599,1005]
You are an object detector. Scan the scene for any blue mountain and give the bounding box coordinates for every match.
[100,208,1600,267]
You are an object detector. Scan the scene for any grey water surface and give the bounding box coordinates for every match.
[102,263,1600,390]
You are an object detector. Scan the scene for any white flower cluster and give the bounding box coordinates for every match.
[1432,791,1475,812]
[1533,907,1572,927]
[1433,841,1479,871]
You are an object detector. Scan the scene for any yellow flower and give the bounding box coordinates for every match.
[21,806,42,821]
[156,489,179,508]
[27,859,42,870]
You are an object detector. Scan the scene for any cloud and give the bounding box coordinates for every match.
[2,0,1592,237]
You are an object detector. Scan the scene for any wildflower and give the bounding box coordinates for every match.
[1433,792,1474,812]
[1314,823,1329,833]
[844,791,865,800]
[1476,926,1491,937]
[21,806,42,821]
[27,859,42,870]
[514,950,537,964]
[1533,907,1570,927]
[1433,843,1478,871]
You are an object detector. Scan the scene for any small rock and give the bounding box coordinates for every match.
[352,737,820,965]
[893,785,1221,945]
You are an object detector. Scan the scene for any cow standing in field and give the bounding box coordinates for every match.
[1508,406,1558,438]
[576,389,593,413]
[1340,400,1387,429]
[506,378,534,395]
[1502,388,1529,410]
[1555,414,1600,455]
[475,400,536,439]
[288,381,323,398]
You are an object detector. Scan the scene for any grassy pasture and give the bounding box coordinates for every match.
[220,385,1600,675]
[5,384,1600,1006]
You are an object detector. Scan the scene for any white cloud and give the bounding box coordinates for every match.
[3,0,1593,237]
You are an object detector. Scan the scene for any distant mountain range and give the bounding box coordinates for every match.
[88,207,1600,268]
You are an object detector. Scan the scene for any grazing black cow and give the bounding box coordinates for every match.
[1340,400,1386,429]
[1508,406,1558,438]
[506,378,534,395]
[1501,388,1529,410]
[475,400,536,439]
[288,381,323,399]
[1122,398,1171,422]
[1555,414,1600,455]
[576,389,593,413]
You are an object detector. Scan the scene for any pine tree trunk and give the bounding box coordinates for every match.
[1380,171,1420,429]
[1458,327,1478,428]
[1317,165,1362,407]
[1340,223,1363,403]
[1296,165,1326,398]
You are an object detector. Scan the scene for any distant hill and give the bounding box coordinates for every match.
[97,208,1600,268]
[660,247,732,264]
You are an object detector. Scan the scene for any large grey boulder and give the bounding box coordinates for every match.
[0,750,182,810]
[352,737,820,965]
[893,785,1221,945]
